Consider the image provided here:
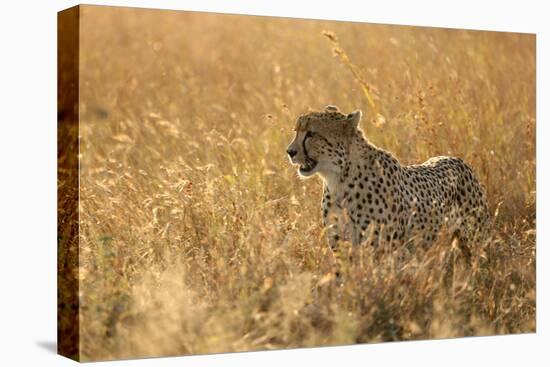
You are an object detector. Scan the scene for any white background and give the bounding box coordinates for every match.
[0,0,546,365]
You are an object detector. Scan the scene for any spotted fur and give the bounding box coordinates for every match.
[287,105,490,251]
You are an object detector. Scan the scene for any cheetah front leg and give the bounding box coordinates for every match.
[351,224,361,247]
[322,186,349,281]
[322,186,343,252]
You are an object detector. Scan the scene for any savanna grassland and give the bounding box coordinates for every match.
[71,5,535,361]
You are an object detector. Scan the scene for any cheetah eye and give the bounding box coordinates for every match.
[305,131,314,139]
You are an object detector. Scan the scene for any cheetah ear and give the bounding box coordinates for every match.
[346,110,362,129]
[324,105,340,112]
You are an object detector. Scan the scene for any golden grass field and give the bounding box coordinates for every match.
[71,5,535,361]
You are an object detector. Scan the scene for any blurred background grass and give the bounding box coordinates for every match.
[74,5,535,361]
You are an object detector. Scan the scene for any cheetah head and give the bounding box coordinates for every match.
[286,105,362,178]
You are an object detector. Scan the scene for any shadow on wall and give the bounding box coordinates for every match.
[36,340,57,354]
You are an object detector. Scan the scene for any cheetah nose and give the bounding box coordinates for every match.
[287,148,297,158]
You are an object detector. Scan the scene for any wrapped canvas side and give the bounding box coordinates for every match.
[57,5,80,362]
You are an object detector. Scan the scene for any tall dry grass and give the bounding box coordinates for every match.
[74,6,535,361]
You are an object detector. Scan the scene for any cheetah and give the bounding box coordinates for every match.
[286,105,490,252]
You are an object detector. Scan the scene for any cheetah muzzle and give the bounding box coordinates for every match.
[299,157,318,175]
